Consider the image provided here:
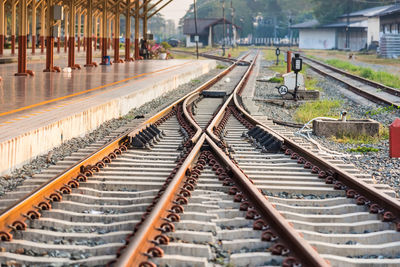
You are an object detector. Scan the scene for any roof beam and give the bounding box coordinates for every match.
[147,0,173,19]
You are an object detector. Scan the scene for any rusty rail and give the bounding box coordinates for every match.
[115,134,206,266]
[205,135,329,267]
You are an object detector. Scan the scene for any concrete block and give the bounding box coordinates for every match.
[313,119,380,138]
[283,72,305,90]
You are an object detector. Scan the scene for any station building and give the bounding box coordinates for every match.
[292,4,400,53]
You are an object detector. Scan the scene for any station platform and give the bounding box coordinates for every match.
[0,58,216,174]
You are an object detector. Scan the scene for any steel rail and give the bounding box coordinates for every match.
[205,135,329,267]
[303,57,400,107]
[0,58,237,241]
[303,56,400,98]
[115,134,206,266]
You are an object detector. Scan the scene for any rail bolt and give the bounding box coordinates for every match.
[26,210,41,220]
[179,189,191,198]
[333,181,344,190]
[76,174,87,182]
[271,243,289,256]
[370,204,384,214]
[114,148,122,155]
[171,205,184,214]
[297,157,306,164]
[234,194,244,202]
[253,219,267,230]
[346,189,357,199]
[325,176,334,184]
[216,168,225,175]
[383,211,395,222]
[102,156,111,164]
[175,197,188,205]
[290,153,299,160]
[120,145,127,152]
[284,149,293,155]
[154,234,170,245]
[209,159,217,166]
[167,213,180,222]
[147,246,164,257]
[160,222,175,233]
[109,152,117,159]
[240,202,251,211]
[12,221,27,231]
[38,201,51,210]
[228,187,239,195]
[311,166,320,174]
[0,232,12,241]
[60,186,72,194]
[261,230,278,242]
[115,245,127,257]
[96,162,105,169]
[223,178,234,186]
[50,193,62,202]
[304,162,313,169]
[282,257,302,267]
[356,196,370,206]
[245,209,259,220]
[318,171,327,178]
[183,183,194,191]
[68,180,79,189]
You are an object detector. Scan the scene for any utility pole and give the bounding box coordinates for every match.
[231,0,235,48]
[346,0,351,50]
[194,0,199,59]
[221,0,226,56]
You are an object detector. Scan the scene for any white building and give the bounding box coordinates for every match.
[292,5,395,51]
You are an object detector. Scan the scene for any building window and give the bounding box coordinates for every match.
[384,24,390,34]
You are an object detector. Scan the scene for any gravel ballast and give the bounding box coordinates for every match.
[254,58,400,195]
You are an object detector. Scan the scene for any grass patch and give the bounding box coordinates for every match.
[365,105,399,116]
[324,59,400,89]
[294,100,342,123]
[305,77,323,91]
[191,79,200,84]
[216,64,226,69]
[348,146,380,153]
[268,77,283,83]
[269,64,286,74]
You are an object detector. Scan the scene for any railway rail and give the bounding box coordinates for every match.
[0,49,400,266]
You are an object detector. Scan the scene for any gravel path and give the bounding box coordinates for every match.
[254,58,400,195]
[0,66,223,196]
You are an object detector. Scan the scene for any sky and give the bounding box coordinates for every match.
[159,0,192,25]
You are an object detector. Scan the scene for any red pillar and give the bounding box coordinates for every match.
[64,36,67,52]
[31,35,35,54]
[134,38,139,60]
[68,36,77,69]
[0,35,4,55]
[113,37,120,63]
[93,36,96,51]
[100,37,108,65]
[11,35,15,55]
[84,37,95,67]
[77,37,80,52]
[15,36,27,75]
[125,38,133,62]
[57,37,60,53]
[83,37,86,51]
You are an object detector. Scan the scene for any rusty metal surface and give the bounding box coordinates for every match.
[115,134,206,267]
[205,135,329,267]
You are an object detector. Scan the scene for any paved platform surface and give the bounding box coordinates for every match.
[0,58,216,174]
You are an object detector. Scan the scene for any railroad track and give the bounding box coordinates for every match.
[1,49,400,267]
[300,54,400,107]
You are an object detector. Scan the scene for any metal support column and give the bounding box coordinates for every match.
[125,0,133,62]
[0,0,4,56]
[64,10,68,53]
[100,0,107,64]
[11,0,16,55]
[44,0,59,72]
[40,2,45,53]
[134,0,139,59]
[77,8,81,52]
[31,1,37,54]
[113,1,121,63]
[68,0,78,69]
[142,1,147,40]
[15,0,30,76]
[84,0,95,66]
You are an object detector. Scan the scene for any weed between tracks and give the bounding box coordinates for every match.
[294,99,342,123]
[323,59,400,89]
